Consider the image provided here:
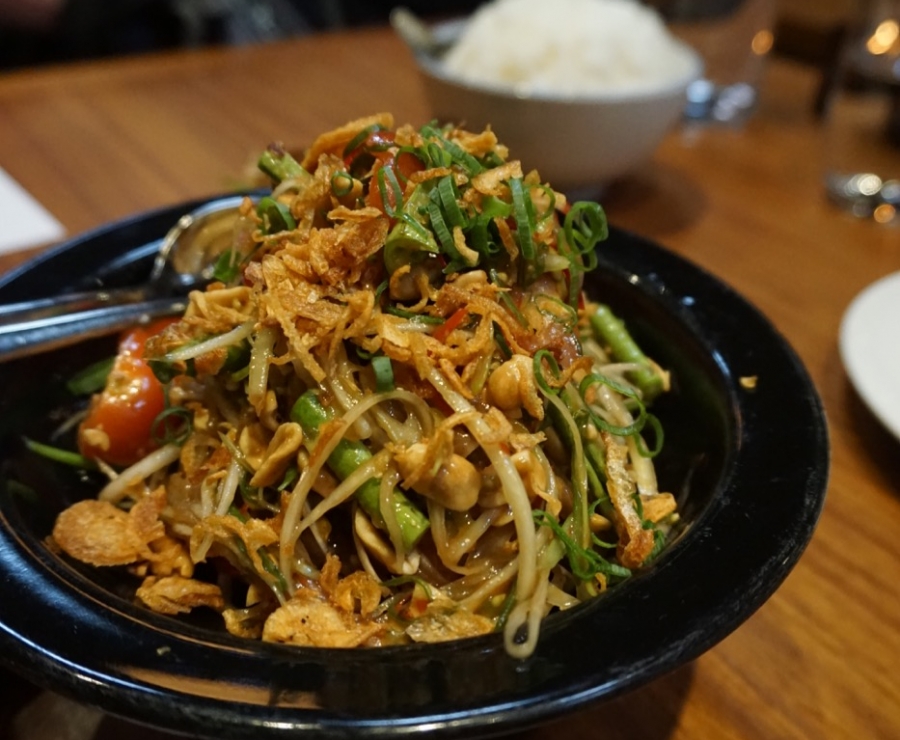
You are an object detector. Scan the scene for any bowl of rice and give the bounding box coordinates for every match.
[403,0,702,189]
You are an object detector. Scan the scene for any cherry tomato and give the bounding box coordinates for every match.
[395,150,425,181]
[78,318,177,467]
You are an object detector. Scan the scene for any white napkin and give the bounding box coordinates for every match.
[0,167,66,254]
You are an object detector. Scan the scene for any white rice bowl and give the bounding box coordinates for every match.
[414,0,703,187]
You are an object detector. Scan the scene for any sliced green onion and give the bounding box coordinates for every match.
[238,477,280,514]
[533,510,631,582]
[219,431,256,474]
[535,294,578,330]
[563,201,607,263]
[374,280,389,303]
[228,506,290,598]
[383,185,440,274]
[633,412,664,458]
[534,185,557,223]
[437,176,466,229]
[212,250,242,283]
[492,587,517,632]
[585,457,610,509]
[222,340,251,373]
[148,357,193,383]
[558,201,607,305]
[257,147,308,184]
[493,322,513,360]
[426,193,464,273]
[420,140,452,169]
[277,466,299,491]
[578,372,647,438]
[393,146,424,185]
[260,549,290,597]
[23,438,96,469]
[372,355,395,392]
[533,349,563,396]
[343,124,383,157]
[66,356,114,396]
[481,195,514,220]
[644,528,668,564]
[510,178,542,285]
[151,406,193,447]
[380,574,435,601]
[256,196,296,234]
[488,268,527,326]
[376,166,404,218]
[427,194,453,250]
[439,137,485,175]
[330,171,354,197]
[418,123,485,175]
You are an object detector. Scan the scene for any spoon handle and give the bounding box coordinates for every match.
[0,284,165,323]
[0,297,187,363]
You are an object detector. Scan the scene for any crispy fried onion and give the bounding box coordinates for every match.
[136,575,224,615]
[262,555,384,647]
[602,431,655,569]
[52,488,192,577]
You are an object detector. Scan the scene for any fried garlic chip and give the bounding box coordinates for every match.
[136,575,224,615]
[300,112,394,171]
[262,589,382,648]
[52,498,163,567]
[405,599,494,644]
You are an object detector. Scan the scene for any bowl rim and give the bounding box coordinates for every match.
[414,17,705,104]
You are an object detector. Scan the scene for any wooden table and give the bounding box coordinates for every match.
[1,25,898,740]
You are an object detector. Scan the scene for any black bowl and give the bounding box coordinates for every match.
[0,198,828,739]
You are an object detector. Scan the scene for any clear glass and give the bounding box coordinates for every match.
[643,0,776,123]
[823,0,900,223]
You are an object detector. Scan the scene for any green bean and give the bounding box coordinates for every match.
[290,390,429,550]
[589,304,663,402]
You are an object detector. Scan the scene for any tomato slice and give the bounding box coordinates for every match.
[78,318,177,467]
[395,150,425,182]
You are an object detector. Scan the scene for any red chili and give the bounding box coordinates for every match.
[432,308,469,344]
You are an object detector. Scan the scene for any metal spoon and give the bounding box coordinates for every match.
[389,7,455,58]
[0,195,250,362]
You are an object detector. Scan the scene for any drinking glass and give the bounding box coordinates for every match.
[644,0,776,123]
[823,0,900,223]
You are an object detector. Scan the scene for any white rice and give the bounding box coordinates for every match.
[442,0,697,97]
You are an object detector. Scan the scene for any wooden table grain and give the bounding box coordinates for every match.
[1,26,898,740]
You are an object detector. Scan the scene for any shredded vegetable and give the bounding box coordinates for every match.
[46,115,677,657]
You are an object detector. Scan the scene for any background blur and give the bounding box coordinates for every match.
[0,0,860,73]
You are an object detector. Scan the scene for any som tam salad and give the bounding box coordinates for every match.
[47,114,678,658]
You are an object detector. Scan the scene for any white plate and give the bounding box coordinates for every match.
[840,271,900,440]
